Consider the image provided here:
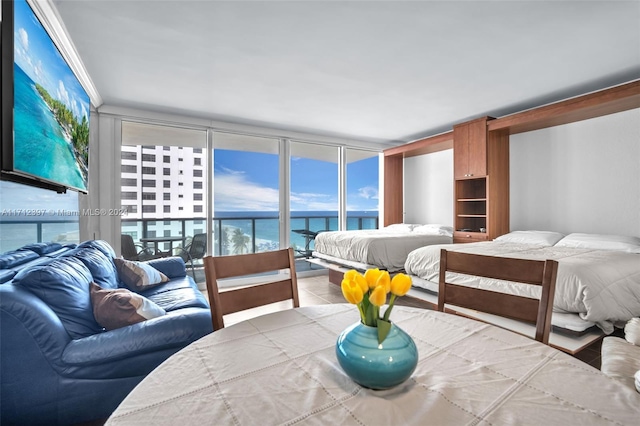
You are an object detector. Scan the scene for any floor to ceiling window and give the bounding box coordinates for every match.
[117,118,381,272]
[120,121,207,255]
[0,180,79,252]
[212,132,280,255]
[289,141,339,257]
[346,149,380,230]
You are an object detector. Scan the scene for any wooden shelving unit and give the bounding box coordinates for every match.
[382,80,640,232]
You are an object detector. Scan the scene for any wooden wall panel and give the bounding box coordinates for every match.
[383,155,404,226]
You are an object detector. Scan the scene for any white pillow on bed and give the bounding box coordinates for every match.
[494,230,565,246]
[555,233,640,252]
[383,223,417,232]
[412,224,454,237]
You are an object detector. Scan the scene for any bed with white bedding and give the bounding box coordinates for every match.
[404,231,640,334]
[311,223,453,272]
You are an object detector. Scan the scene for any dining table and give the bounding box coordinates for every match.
[106,304,639,425]
[139,236,185,258]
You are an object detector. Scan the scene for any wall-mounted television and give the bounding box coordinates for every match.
[1,0,91,193]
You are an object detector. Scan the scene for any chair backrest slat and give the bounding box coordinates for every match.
[438,249,558,344]
[204,247,299,330]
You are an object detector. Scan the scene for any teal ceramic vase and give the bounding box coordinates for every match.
[336,321,418,390]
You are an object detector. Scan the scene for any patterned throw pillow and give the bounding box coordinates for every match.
[113,257,169,292]
[90,282,166,330]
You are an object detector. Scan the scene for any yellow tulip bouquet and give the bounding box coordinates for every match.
[341,268,412,343]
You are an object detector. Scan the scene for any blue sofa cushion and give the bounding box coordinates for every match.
[0,249,39,269]
[0,269,16,284]
[21,242,63,256]
[146,256,187,279]
[65,247,119,289]
[14,256,102,338]
[78,240,116,259]
[142,276,210,311]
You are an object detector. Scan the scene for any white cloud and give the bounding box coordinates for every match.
[290,192,337,211]
[357,186,379,200]
[57,80,70,106]
[17,28,28,50]
[213,173,279,211]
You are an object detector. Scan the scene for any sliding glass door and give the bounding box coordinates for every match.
[346,149,379,230]
[212,132,280,255]
[289,141,339,258]
[120,121,207,253]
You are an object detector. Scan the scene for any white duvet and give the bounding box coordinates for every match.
[404,242,640,333]
[312,229,452,272]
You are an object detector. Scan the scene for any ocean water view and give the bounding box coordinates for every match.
[13,64,87,190]
[0,215,80,253]
[215,211,378,254]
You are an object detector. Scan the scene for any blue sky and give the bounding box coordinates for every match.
[13,0,90,122]
[213,150,378,212]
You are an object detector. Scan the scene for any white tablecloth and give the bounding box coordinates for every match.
[107,305,639,425]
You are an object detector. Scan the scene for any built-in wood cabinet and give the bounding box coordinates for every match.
[453,118,509,243]
[382,81,640,239]
[454,177,488,242]
[453,117,488,179]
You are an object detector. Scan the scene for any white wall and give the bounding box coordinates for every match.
[403,149,454,226]
[510,108,640,237]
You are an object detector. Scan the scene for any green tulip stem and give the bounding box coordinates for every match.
[357,303,366,324]
[383,294,397,322]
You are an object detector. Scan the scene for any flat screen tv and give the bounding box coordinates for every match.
[1,0,91,193]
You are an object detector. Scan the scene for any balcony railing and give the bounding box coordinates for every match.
[0,219,80,253]
[121,214,379,257]
[0,214,378,258]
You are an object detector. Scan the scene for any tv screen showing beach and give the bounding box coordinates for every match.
[12,0,90,192]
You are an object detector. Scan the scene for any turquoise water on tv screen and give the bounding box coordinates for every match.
[12,64,87,191]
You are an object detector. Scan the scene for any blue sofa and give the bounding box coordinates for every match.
[0,240,213,425]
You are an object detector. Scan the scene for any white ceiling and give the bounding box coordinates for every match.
[52,0,640,147]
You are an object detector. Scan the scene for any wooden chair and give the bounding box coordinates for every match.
[203,247,300,330]
[438,249,558,344]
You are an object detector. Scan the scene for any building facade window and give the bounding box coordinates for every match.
[121,151,137,160]
[142,167,156,175]
[194,205,203,213]
[163,168,170,176]
[163,180,170,188]
[121,164,137,173]
[163,205,171,213]
[163,193,171,200]
[194,193,203,201]
[163,155,170,163]
[121,178,137,186]
[122,192,137,200]
[142,205,156,213]
[142,154,156,161]
[142,192,156,200]
[142,179,156,187]
[193,182,202,189]
[193,169,203,177]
